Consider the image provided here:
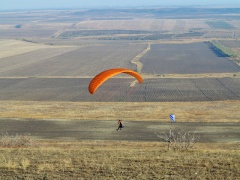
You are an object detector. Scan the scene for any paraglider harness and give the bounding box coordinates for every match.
[117,120,123,130]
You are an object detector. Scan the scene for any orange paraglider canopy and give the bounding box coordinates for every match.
[88,68,143,94]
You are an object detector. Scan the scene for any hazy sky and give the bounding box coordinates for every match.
[1,0,240,10]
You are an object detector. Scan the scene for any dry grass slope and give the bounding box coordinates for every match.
[0,141,239,179]
[0,100,240,122]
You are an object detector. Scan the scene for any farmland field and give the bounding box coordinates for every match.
[74,19,210,32]
[1,9,240,40]
[140,42,240,74]
[0,77,239,102]
[219,40,240,48]
[219,40,240,56]
[206,21,235,30]
[0,41,146,77]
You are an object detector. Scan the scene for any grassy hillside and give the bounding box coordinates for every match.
[0,141,239,179]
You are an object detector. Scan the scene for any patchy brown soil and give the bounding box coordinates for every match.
[0,118,239,143]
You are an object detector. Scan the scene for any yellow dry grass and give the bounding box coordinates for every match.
[0,140,239,179]
[0,39,75,59]
[0,100,239,122]
[0,39,49,59]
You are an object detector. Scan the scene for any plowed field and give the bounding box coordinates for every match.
[0,42,146,77]
[0,77,239,102]
[140,42,240,74]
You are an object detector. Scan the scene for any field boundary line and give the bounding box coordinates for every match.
[190,79,212,101]
[216,78,240,98]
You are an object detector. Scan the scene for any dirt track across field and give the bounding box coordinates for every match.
[0,118,239,143]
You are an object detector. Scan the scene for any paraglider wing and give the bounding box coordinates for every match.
[88,68,143,94]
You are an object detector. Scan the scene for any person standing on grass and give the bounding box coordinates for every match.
[116,120,123,130]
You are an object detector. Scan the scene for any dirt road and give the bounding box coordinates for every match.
[0,118,239,143]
